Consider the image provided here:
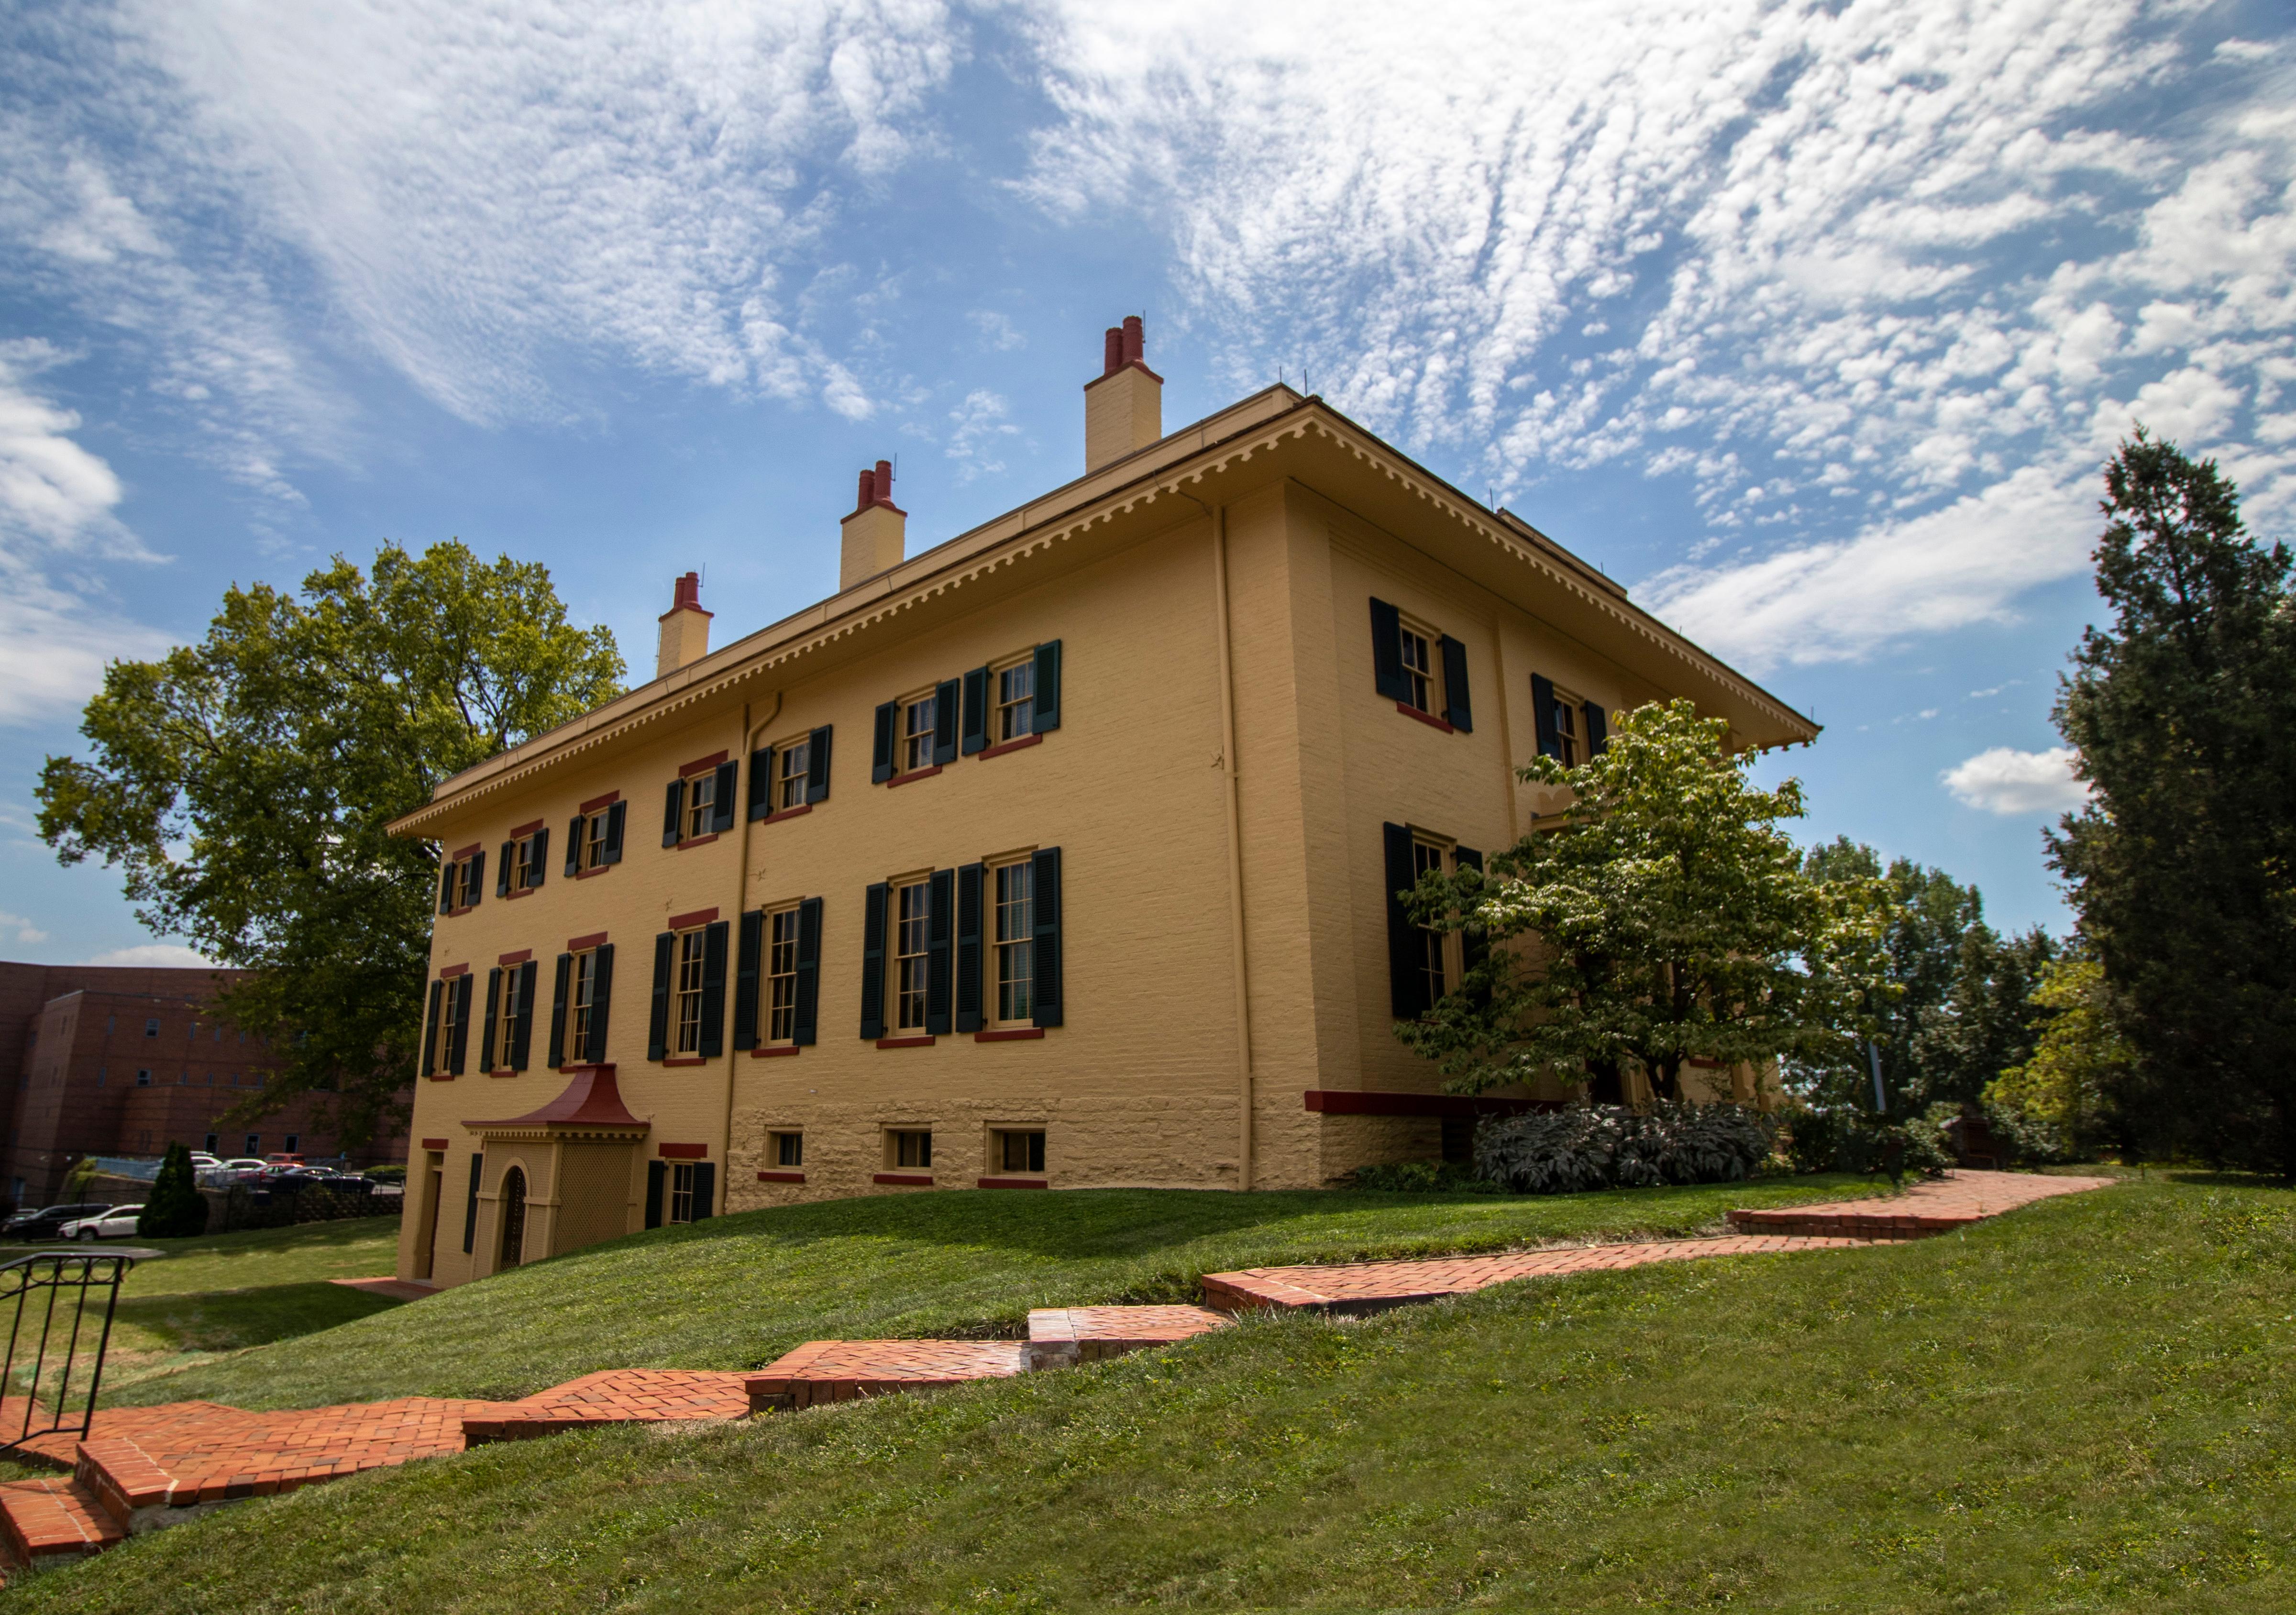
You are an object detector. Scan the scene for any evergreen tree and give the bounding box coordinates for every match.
[138,1142,208,1239]
[2049,431,2296,1174]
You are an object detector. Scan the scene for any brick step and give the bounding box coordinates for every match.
[463,1369,753,1444]
[1026,1305,1231,1369]
[745,1340,1030,1411]
[0,1476,122,1574]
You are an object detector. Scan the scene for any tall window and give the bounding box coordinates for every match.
[495,968,526,1070]
[895,881,931,1031]
[584,812,610,870]
[1413,839,1450,1006]
[995,660,1035,741]
[1552,697,1580,766]
[511,834,541,892]
[571,950,600,1051]
[668,1161,697,1224]
[901,694,937,774]
[428,984,456,1076]
[994,861,1035,1025]
[766,907,800,1042]
[1399,624,1434,713]
[685,773,718,840]
[777,740,810,812]
[673,929,706,1054]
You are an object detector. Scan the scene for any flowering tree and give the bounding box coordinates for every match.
[1397,699,1890,1102]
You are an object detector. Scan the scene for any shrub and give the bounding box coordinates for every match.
[1475,1103,1777,1195]
[138,1142,209,1239]
[1342,1161,1501,1194]
[1781,1106,1951,1181]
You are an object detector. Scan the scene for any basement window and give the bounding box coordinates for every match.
[772,1131,803,1168]
[993,1129,1045,1175]
[887,1129,932,1170]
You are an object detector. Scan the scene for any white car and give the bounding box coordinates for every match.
[63,1205,145,1241]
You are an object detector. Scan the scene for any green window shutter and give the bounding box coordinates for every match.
[1439,635,1473,731]
[648,933,675,1061]
[585,943,615,1063]
[1369,599,1407,701]
[662,780,685,847]
[1453,846,1488,999]
[806,726,832,803]
[1383,822,1422,1019]
[961,667,990,754]
[926,867,954,1035]
[1031,640,1062,732]
[748,747,774,821]
[438,863,454,915]
[860,882,889,1038]
[699,919,729,1058]
[481,968,502,1073]
[734,909,763,1051]
[1531,673,1560,759]
[530,827,548,887]
[872,702,897,782]
[603,802,627,863]
[1030,847,1062,1028]
[711,761,739,834]
[794,897,823,1046]
[448,975,474,1075]
[422,980,443,1075]
[464,1154,482,1253]
[932,678,960,766]
[564,818,583,877]
[547,954,571,1068]
[645,1160,665,1229]
[1584,701,1609,756]
[496,844,512,898]
[512,960,539,1071]
[955,863,984,1033]
[467,849,486,906]
[691,1161,717,1223]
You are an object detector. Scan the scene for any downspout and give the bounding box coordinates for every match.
[1211,504,1255,1191]
[719,690,781,1213]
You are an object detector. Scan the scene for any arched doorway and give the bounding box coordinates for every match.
[498,1165,528,1269]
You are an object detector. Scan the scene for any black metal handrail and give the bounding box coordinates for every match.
[0,1246,157,1457]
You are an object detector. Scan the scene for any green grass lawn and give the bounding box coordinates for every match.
[24,1173,2291,1612]
[1,1219,409,1398]
[100,1174,1879,1411]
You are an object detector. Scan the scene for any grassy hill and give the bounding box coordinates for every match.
[106,1175,1873,1410]
[16,1173,2295,1612]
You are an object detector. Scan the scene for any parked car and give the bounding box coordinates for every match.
[3,1203,113,1241]
[62,1205,145,1241]
[264,1152,306,1167]
[189,1152,221,1170]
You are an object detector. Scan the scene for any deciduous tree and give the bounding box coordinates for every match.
[39,543,623,1147]
[1398,699,1890,1102]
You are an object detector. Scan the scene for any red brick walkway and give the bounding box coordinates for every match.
[0,1169,2114,1575]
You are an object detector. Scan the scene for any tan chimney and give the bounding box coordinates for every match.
[839,458,906,591]
[1084,315,1162,473]
[655,571,712,678]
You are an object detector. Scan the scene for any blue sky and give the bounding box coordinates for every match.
[1,0,2291,966]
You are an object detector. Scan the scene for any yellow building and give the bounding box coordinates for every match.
[389,317,1817,1286]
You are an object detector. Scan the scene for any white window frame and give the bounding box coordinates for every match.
[776,738,811,813]
[764,904,801,1045]
[673,929,707,1055]
[993,655,1036,743]
[1411,837,1457,1007]
[684,772,718,840]
[901,692,937,774]
[990,857,1036,1028]
[893,878,931,1032]
[1397,616,1438,715]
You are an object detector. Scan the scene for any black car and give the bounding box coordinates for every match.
[3,1203,113,1240]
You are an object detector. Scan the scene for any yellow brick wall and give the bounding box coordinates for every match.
[397,446,1786,1284]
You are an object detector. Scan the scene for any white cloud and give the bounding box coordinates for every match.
[84,943,216,969]
[944,388,1020,479]
[35,0,963,427]
[1024,0,2296,661]
[0,342,174,724]
[0,913,50,945]
[1942,746,2090,815]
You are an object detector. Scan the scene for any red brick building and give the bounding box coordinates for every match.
[1,961,409,1208]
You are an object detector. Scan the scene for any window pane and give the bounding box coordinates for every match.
[675,930,705,1053]
[997,662,1035,741]
[779,742,808,810]
[1400,629,1432,712]
[768,908,799,1041]
[904,697,935,772]
[995,863,1034,1022]
[896,883,930,1030]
